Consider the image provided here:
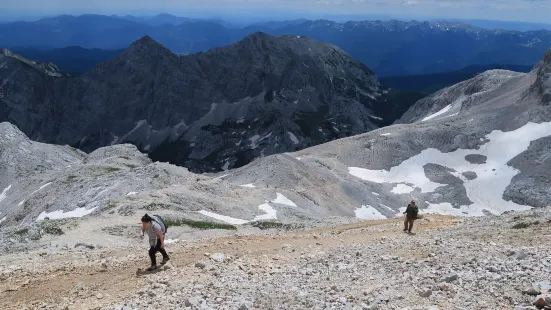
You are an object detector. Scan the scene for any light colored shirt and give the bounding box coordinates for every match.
[144,222,163,247]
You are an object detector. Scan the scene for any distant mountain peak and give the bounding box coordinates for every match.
[131,35,157,46]
[124,35,174,59]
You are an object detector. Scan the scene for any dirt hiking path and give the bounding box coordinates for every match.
[0,215,459,309]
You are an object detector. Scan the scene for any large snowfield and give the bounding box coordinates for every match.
[349,122,551,216]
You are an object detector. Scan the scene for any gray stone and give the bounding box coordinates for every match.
[420,289,432,297]
[440,273,459,283]
[210,253,227,263]
[464,154,487,164]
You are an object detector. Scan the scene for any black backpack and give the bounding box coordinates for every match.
[152,215,168,233]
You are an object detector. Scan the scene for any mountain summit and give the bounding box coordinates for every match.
[0,33,409,172]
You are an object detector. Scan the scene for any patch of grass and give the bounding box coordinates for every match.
[165,218,237,230]
[153,174,160,179]
[124,164,137,169]
[104,167,121,173]
[250,221,298,230]
[15,228,29,236]
[66,175,77,182]
[119,156,131,160]
[41,223,64,235]
[512,221,540,229]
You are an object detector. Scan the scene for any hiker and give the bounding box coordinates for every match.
[403,200,419,233]
[140,214,170,271]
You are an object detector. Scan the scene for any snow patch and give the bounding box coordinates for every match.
[355,205,387,220]
[371,192,380,196]
[36,206,99,221]
[197,210,250,225]
[380,133,392,136]
[126,192,138,196]
[0,184,12,203]
[240,183,256,188]
[213,174,229,180]
[30,182,52,196]
[164,239,179,245]
[253,203,278,221]
[222,161,230,171]
[287,132,300,145]
[272,193,298,207]
[18,200,25,206]
[349,122,551,215]
[391,184,415,194]
[422,104,452,121]
[0,216,6,225]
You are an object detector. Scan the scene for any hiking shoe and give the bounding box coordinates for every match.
[160,257,170,265]
[147,265,158,271]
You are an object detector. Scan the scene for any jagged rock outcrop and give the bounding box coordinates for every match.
[1,33,402,172]
[532,49,551,104]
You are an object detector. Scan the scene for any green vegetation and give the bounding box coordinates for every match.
[104,167,121,173]
[41,223,64,235]
[66,175,77,182]
[15,228,29,236]
[165,218,237,230]
[512,221,540,229]
[153,174,160,179]
[124,164,137,169]
[119,156,131,160]
[250,221,300,231]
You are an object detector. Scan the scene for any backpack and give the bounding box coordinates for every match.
[152,215,168,233]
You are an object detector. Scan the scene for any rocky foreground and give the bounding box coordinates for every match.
[0,207,550,310]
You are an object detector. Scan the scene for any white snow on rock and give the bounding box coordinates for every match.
[253,203,278,221]
[197,210,250,225]
[391,184,416,194]
[349,122,551,215]
[288,132,300,145]
[371,192,380,196]
[29,182,52,196]
[18,200,24,206]
[0,216,6,225]
[213,174,229,180]
[422,104,452,121]
[36,206,99,221]
[354,205,387,220]
[0,184,12,203]
[126,192,138,196]
[164,239,179,245]
[271,193,298,207]
[222,161,230,171]
[199,203,278,224]
[240,183,256,188]
[380,133,392,136]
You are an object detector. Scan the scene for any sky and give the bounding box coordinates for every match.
[1,0,551,24]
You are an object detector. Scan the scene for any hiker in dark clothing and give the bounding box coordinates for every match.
[140,214,170,271]
[403,200,419,233]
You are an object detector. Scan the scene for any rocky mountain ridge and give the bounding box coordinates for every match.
[1,33,409,173]
[1,50,550,239]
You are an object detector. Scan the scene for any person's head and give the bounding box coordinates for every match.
[141,214,153,229]
[411,200,416,206]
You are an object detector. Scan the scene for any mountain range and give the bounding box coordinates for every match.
[1,33,422,173]
[1,14,549,76]
[1,47,549,233]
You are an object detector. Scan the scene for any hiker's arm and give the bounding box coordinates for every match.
[156,231,164,248]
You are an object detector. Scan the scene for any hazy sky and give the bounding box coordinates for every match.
[1,0,551,23]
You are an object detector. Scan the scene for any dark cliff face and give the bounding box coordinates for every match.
[0,33,400,172]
